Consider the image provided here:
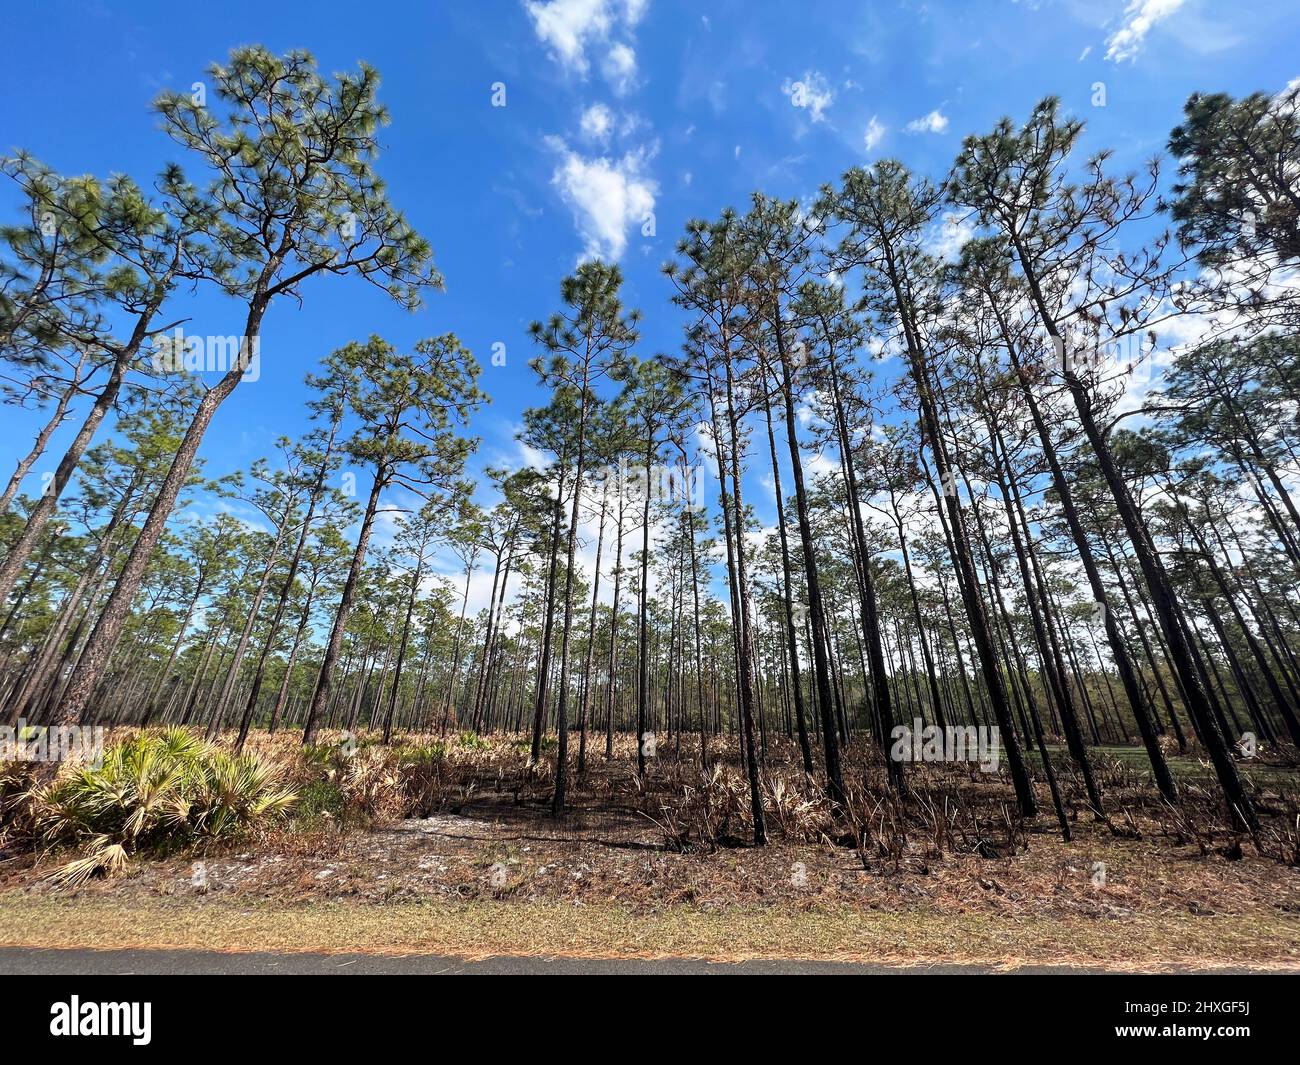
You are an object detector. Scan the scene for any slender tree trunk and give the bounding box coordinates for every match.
[636,431,654,782]
[440,561,475,735]
[577,486,607,774]
[552,368,592,815]
[718,355,767,844]
[758,366,814,775]
[770,320,844,804]
[604,490,625,759]
[58,313,265,723]
[303,467,384,745]
[382,561,424,743]
[0,359,83,515]
[1013,241,1253,829]
[208,529,286,740]
[990,428,1105,812]
[530,470,566,762]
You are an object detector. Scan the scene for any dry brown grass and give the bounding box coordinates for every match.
[0,892,1295,968]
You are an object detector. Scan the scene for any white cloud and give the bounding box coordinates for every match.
[602,41,638,95]
[806,451,839,480]
[863,115,886,152]
[1104,0,1186,63]
[525,0,609,70]
[1077,45,1092,62]
[781,70,834,123]
[524,0,648,91]
[905,109,949,134]
[547,137,658,261]
[925,210,975,261]
[579,102,614,142]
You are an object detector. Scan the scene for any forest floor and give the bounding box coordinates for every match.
[1,731,1297,968]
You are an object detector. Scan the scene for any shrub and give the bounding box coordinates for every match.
[293,779,348,829]
[29,727,296,884]
[457,730,488,750]
[396,741,447,764]
[316,742,449,824]
[329,747,405,823]
[0,760,44,848]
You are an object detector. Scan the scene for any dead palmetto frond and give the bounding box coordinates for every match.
[50,836,129,886]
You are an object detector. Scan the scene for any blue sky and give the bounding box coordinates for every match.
[2,0,1298,603]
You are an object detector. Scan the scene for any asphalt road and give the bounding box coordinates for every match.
[0,947,1269,974]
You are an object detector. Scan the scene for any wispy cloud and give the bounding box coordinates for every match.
[781,70,834,123]
[1105,0,1186,62]
[905,108,948,134]
[863,115,886,152]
